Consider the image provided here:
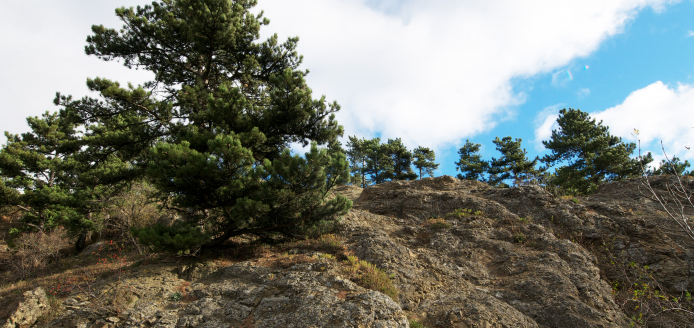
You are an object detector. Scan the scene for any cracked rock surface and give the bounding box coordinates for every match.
[36,176,694,327]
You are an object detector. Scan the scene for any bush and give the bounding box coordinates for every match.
[425,218,451,230]
[99,180,169,238]
[10,227,70,279]
[343,255,398,300]
[446,208,483,219]
[409,320,427,328]
[513,232,526,243]
[132,221,210,254]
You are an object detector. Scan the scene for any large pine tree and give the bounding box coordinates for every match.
[55,0,351,247]
[541,108,650,194]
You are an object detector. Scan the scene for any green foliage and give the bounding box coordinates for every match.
[413,146,439,179]
[513,232,526,243]
[409,320,427,328]
[489,136,543,186]
[446,208,483,219]
[363,137,395,184]
[455,140,489,181]
[132,221,210,253]
[651,155,692,176]
[541,108,652,194]
[169,291,183,302]
[386,138,418,181]
[50,0,351,247]
[425,218,451,229]
[346,136,422,185]
[345,136,372,187]
[0,112,122,236]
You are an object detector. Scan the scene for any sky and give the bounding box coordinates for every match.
[2,0,694,178]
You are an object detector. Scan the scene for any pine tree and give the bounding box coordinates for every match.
[541,108,650,194]
[56,0,351,247]
[346,136,370,187]
[0,112,80,233]
[455,140,489,181]
[386,138,418,181]
[488,136,542,186]
[413,146,439,179]
[652,155,691,176]
[364,138,394,185]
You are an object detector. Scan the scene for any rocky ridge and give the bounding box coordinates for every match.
[7,175,693,327]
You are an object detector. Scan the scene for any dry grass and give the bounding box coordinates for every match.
[0,237,145,320]
[0,230,400,322]
[240,234,399,301]
[424,218,451,230]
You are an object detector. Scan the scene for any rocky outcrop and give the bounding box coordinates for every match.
[3,287,48,328]
[344,176,626,327]
[31,176,694,327]
[50,262,408,328]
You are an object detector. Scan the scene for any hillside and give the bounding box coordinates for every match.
[1,175,693,327]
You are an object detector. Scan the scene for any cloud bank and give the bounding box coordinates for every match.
[0,0,678,151]
[256,0,676,149]
[592,81,694,162]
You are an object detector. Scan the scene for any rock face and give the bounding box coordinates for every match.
[3,287,48,328]
[345,176,626,327]
[51,262,408,328]
[33,176,694,327]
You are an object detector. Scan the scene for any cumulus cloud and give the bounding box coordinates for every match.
[0,0,678,149]
[0,0,154,143]
[256,0,677,149]
[533,105,563,151]
[592,81,694,162]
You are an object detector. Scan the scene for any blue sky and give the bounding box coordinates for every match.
[436,0,694,176]
[2,0,694,178]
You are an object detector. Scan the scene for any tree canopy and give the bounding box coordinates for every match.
[488,137,543,186]
[455,140,489,181]
[46,0,352,248]
[541,108,651,194]
[651,155,692,176]
[413,146,439,179]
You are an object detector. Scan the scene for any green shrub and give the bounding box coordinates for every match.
[446,208,483,219]
[425,218,451,230]
[409,319,427,328]
[513,232,526,243]
[169,291,183,302]
[132,221,210,253]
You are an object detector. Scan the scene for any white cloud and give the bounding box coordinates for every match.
[687,30,694,37]
[0,0,678,150]
[533,105,563,151]
[256,0,677,149]
[578,88,591,98]
[0,1,154,144]
[591,81,694,162]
